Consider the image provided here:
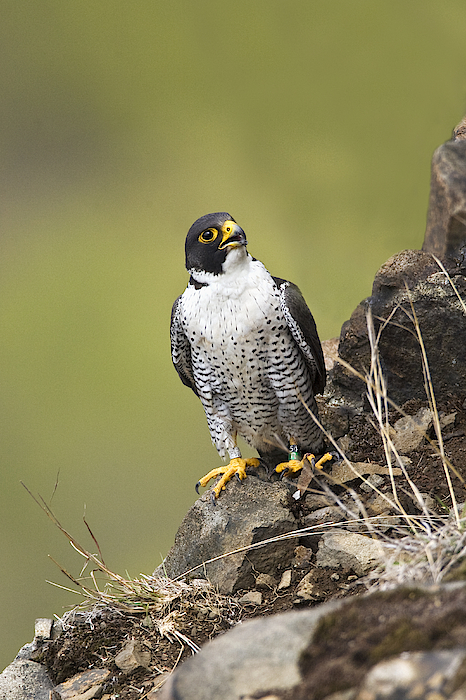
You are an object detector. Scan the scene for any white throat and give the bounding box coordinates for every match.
[189,247,251,288]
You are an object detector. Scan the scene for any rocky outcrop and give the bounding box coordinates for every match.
[423,120,466,261]
[332,120,466,406]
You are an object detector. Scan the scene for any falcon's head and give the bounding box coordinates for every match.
[185,212,248,276]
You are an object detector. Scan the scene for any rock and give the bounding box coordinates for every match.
[315,529,385,575]
[391,406,433,453]
[453,114,466,140]
[238,591,262,606]
[289,583,466,698]
[54,669,111,700]
[440,411,457,429]
[332,127,466,406]
[160,580,466,700]
[453,683,466,700]
[318,395,352,439]
[159,602,343,700]
[322,337,339,371]
[336,434,353,457]
[413,491,437,512]
[114,640,151,673]
[303,505,346,528]
[69,689,103,700]
[358,649,466,699]
[294,571,316,601]
[146,674,171,698]
[423,130,466,264]
[304,493,333,510]
[360,474,384,493]
[365,492,392,516]
[292,545,313,569]
[330,461,402,484]
[16,617,62,661]
[33,618,54,641]
[0,659,54,700]
[255,573,277,589]
[155,475,298,594]
[277,570,292,590]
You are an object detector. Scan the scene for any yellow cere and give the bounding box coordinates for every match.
[218,220,240,249]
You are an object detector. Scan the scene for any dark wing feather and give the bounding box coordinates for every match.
[273,276,326,395]
[170,296,198,395]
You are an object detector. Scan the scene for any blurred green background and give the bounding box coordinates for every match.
[1,0,465,669]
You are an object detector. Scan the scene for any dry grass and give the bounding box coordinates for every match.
[328,266,466,590]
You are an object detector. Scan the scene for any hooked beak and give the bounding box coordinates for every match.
[218,220,248,250]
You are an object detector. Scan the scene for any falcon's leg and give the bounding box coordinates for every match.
[196,456,261,500]
[275,444,334,477]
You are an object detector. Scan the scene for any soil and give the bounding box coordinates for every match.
[34,395,466,699]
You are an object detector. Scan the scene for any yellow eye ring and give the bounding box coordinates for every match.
[199,228,218,244]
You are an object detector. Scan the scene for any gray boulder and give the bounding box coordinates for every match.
[160,601,343,700]
[315,529,385,575]
[332,122,466,406]
[155,475,299,593]
[0,659,54,700]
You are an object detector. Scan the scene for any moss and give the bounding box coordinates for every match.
[370,618,432,663]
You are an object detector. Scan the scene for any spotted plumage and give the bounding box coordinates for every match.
[170,212,326,496]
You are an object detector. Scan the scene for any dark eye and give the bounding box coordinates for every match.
[199,229,217,243]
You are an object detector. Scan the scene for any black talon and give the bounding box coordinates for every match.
[210,491,217,506]
[235,472,244,484]
[195,481,201,494]
[279,468,289,480]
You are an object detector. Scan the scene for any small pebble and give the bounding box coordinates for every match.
[293,545,313,569]
[295,571,315,601]
[360,474,385,492]
[256,573,277,589]
[115,640,151,672]
[277,570,292,590]
[238,591,262,606]
[34,618,54,640]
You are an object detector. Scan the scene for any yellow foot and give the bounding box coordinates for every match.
[195,457,261,499]
[275,452,334,476]
[275,458,305,475]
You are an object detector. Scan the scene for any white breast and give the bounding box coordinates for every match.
[180,254,281,349]
[177,249,319,457]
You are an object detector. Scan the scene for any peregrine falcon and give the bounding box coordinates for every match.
[170,212,328,499]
